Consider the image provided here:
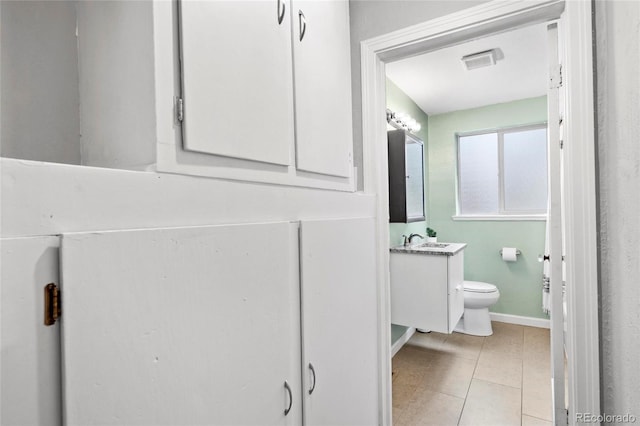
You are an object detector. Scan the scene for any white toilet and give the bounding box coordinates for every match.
[455,280,500,336]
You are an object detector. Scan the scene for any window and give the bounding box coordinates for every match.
[456,124,548,216]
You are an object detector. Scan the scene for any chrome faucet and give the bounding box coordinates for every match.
[408,233,424,244]
[402,233,424,246]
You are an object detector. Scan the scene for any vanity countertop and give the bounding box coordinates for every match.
[390,242,467,256]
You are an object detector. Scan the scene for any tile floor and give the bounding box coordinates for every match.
[392,322,552,426]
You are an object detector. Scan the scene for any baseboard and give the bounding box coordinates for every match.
[391,327,416,357]
[490,312,550,329]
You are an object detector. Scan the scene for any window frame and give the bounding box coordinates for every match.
[454,122,548,220]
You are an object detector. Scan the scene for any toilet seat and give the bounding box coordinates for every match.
[463,280,497,293]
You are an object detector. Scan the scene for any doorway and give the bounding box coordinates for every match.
[360,1,599,425]
[385,21,554,424]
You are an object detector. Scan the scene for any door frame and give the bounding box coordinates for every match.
[359,1,599,424]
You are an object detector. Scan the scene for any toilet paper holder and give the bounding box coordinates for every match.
[499,248,521,256]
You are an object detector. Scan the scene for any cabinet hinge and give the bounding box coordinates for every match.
[44,283,61,326]
[176,97,184,123]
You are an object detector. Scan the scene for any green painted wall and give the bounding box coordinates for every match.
[385,81,547,319]
[386,78,429,247]
[428,96,548,319]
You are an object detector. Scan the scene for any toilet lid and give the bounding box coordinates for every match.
[463,280,498,293]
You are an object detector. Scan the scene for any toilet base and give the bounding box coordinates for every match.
[454,307,493,336]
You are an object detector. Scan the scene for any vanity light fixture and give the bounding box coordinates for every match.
[461,49,498,70]
[386,109,422,133]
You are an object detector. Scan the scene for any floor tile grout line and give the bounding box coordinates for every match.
[457,334,486,425]
[524,413,554,423]
[393,324,551,426]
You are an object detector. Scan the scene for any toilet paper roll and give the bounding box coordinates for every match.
[502,247,518,262]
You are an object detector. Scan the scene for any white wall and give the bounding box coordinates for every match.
[0,1,157,169]
[76,1,157,170]
[0,1,80,164]
[594,0,640,416]
[0,158,375,238]
[348,0,488,189]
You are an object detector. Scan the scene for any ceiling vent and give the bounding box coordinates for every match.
[461,49,497,70]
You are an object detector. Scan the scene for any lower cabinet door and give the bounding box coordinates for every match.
[390,253,449,333]
[299,218,379,425]
[60,222,301,425]
[1,237,62,426]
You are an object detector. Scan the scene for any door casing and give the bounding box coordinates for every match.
[359,1,599,424]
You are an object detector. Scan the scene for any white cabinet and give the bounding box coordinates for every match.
[1,0,354,190]
[163,0,355,187]
[179,1,294,166]
[390,248,465,334]
[1,237,62,426]
[57,218,378,425]
[179,0,353,179]
[299,218,379,425]
[292,0,353,177]
[60,223,302,425]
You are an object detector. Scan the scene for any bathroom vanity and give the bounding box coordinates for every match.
[390,242,466,334]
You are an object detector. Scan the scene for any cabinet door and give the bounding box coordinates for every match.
[180,1,294,166]
[61,223,301,425]
[1,237,61,426]
[447,252,465,333]
[292,0,353,177]
[390,253,449,333]
[388,129,426,223]
[299,218,378,425]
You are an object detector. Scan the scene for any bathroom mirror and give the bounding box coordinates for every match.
[388,129,426,223]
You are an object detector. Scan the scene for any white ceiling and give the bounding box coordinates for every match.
[385,23,549,116]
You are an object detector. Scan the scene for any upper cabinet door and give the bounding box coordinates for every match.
[292,0,353,178]
[179,1,294,166]
[61,223,302,425]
